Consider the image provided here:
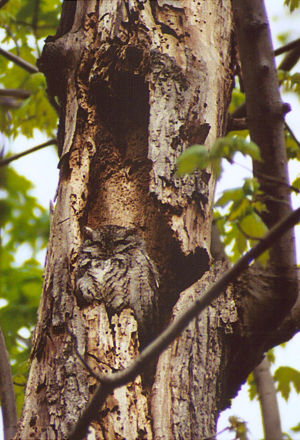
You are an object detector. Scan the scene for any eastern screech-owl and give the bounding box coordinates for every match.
[75,225,159,341]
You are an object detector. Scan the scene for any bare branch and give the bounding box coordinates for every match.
[0,96,22,108]
[278,45,300,71]
[68,207,300,440]
[0,88,31,99]
[254,356,282,440]
[0,326,18,440]
[0,138,57,167]
[0,46,38,73]
[274,37,300,56]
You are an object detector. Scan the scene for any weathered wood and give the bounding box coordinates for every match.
[15,1,238,438]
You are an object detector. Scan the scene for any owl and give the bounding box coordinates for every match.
[75,225,159,342]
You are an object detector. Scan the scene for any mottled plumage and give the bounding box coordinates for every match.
[75,225,159,341]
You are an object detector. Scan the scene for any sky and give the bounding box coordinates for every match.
[2,1,300,440]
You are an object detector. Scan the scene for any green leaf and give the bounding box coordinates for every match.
[211,135,262,162]
[242,177,260,195]
[228,199,251,221]
[176,144,209,175]
[229,88,246,113]
[177,136,261,178]
[214,178,268,262]
[291,422,300,432]
[239,212,268,239]
[235,227,247,255]
[267,349,275,364]
[274,366,300,400]
[215,188,244,207]
[284,0,300,12]
[228,416,249,440]
[240,212,269,264]
[247,372,258,400]
[292,176,300,191]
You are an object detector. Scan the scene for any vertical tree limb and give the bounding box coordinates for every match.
[231,0,298,321]
[0,326,18,440]
[231,2,298,438]
[253,357,282,440]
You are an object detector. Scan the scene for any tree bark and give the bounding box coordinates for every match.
[13,1,299,439]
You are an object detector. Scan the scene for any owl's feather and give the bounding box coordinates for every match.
[75,225,159,342]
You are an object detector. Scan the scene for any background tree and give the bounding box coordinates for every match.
[0,1,300,439]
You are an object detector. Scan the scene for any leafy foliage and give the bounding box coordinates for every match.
[176,135,261,179]
[291,421,300,432]
[285,129,300,161]
[279,70,300,100]
[284,0,300,12]
[274,366,300,401]
[0,0,60,412]
[0,0,60,138]
[228,416,249,440]
[229,87,246,113]
[214,178,269,263]
[0,166,49,412]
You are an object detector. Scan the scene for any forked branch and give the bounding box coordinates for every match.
[68,207,300,440]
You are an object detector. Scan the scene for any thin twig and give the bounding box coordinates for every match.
[274,38,300,57]
[0,88,31,99]
[1,25,20,55]
[0,138,57,167]
[0,46,38,73]
[278,45,300,72]
[203,426,230,440]
[32,0,40,33]
[68,207,300,440]
[230,159,300,194]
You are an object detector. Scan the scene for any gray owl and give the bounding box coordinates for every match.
[75,225,159,342]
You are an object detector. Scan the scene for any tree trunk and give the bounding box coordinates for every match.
[13,1,297,439]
